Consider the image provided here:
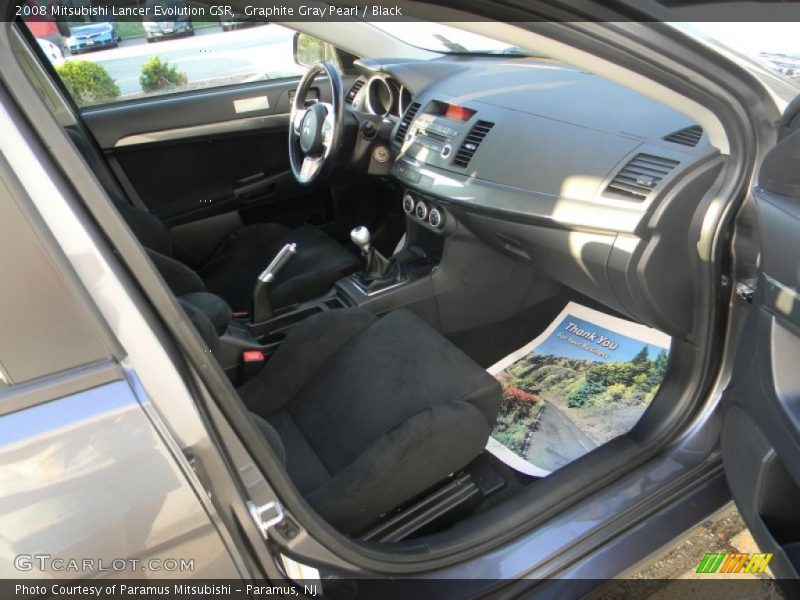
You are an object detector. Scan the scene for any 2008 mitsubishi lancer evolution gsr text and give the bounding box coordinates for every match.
[2,0,800,598]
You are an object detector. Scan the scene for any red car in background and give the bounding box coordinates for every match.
[22,1,71,50]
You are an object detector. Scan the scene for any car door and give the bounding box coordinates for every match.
[721,117,800,580]
[0,137,241,579]
[41,22,368,265]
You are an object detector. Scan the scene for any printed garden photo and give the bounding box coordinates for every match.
[489,305,671,472]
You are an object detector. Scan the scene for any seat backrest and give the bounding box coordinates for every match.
[64,126,174,257]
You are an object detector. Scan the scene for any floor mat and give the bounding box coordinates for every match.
[486,301,671,475]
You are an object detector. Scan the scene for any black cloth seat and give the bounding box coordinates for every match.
[199,222,359,312]
[179,291,232,336]
[238,308,502,534]
[65,126,359,312]
[114,197,359,313]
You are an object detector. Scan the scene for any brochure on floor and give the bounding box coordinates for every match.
[486,302,671,476]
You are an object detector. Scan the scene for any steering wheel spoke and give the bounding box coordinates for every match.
[288,61,344,186]
[321,106,335,151]
[300,156,323,181]
[292,110,305,135]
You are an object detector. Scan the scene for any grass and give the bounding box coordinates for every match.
[113,22,145,39]
[113,19,220,40]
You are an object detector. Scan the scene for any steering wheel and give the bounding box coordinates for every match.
[289,61,345,185]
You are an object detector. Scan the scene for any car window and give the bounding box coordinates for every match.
[23,16,324,109]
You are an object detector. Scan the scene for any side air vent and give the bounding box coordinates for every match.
[395,101,421,143]
[346,79,365,105]
[453,120,494,168]
[664,125,703,147]
[604,153,680,201]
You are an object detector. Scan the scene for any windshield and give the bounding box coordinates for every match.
[684,22,800,86]
[369,22,536,56]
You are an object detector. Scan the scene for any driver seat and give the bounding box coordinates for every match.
[66,127,360,312]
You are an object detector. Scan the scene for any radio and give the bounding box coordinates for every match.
[413,115,460,140]
[405,101,477,165]
[396,100,484,175]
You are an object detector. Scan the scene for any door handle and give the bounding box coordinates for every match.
[233,174,279,202]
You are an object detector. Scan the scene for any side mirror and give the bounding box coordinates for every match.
[293,32,327,67]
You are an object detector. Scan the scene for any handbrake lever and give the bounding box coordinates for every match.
[252,243,297,323]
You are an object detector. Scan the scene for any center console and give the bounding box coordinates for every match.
[211,99,548,385]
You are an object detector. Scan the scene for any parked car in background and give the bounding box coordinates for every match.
[21,2,70,51]
[759,52,800,78]
[220,12,263,31]
[144,0,195,42]
[36,38,65,66]
[66,21,120,54]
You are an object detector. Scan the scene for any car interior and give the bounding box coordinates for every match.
[15,14,730,549]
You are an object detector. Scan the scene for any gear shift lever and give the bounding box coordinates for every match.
[350,226,404,291]
[350,226,373,255]
[351,226,389,279]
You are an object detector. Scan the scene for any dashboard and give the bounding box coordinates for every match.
[350,74,413,117]
[348,57,723,336]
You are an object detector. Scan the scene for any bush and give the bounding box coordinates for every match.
[56,61,120,107]
[590,382,628,408]
[503,385,540,404]
[296,33,327,65]
[493,399,537,455]
[567,373,607,408]
[139,56,187,93]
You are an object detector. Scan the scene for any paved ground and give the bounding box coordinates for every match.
[525,400,597,471]
[67,24,302,95]
[606,504,784,599]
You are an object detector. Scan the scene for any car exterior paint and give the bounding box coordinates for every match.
[0,381,239,579]
[66,22,118,54]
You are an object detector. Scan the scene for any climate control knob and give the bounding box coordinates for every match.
[415,201,428,221]
[429,207,443,228]
[402,193,416,214]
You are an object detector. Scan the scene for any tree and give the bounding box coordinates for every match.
[653,349,668,375]
[632,345,650,365]
[567,373,607,408]
[645,349,669,389]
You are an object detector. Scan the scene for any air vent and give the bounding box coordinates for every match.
[453,120,494,168]
[346,79,365,105]
[605,154,680,201]
[664,125,703,147]
[395,101,421,144]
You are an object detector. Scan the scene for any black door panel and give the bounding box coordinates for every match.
[111,126,294,222]
[81,77,326,225]
[77,74,374,260]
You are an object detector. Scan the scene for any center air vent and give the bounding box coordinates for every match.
[605,154,680,201]
[664,125,703,147]
[453,120,494,168]
[346,80,365,105]
[395,101,421,144]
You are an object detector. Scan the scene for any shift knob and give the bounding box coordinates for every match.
[350,226,372,253]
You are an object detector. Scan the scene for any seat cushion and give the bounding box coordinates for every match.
[239,308,502,533]
[177,297,221,358]
[179,291,232,336]
[199,223,360,311]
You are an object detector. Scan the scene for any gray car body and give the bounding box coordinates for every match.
[0,6,793,594]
